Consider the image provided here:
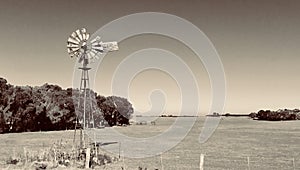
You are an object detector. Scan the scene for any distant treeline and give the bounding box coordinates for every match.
[0,77,133,133]
[160,114,197,117]
[249,109,300,121]
[223,109,300,121]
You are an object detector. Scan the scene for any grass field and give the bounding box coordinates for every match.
[0,117,299,169]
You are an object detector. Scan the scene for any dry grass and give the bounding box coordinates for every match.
[0,117,299,169]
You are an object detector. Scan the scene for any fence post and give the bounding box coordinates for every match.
[54,148,57,162]
[85,148,90,169]
[119,142,121,159]
[293,157,295,170]
[80,129,84,148]
[200,154,204,170]
[23,147,27,164]
[160,153,164,170]
[247,156,250,170]
[122,151,126,170]
[94,131,97,156]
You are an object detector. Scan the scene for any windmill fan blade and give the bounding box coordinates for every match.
[85,33,90,41]
[68,49,79,57]
[67,48,72,55]
[81,28,88,40]
[76,29,83,41]
[67,37,80,45]
[92,45,104,53]
[82,33,86,41]
[74,51,80,56]
[67,43,79,48]
[68,48,80,56]
[89,50,96,58]
[68,47,80,52]
[90,36,101,44]
[67,48,78,54]
[91,40,101,45]
[93,48,104,53]
[71,32,77,38]
[68,48,80,54]
[71,32,81,42]
[91,48,101,55]
[81,28,87,33]
[91,42,100,49]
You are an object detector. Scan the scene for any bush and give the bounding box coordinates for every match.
[255,109,298,121]
[249,112,257,118]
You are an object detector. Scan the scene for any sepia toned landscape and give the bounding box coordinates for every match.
[1,0,300,169]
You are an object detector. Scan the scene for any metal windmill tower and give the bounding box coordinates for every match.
[66,28,118,140]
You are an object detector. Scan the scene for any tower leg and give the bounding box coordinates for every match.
[77,66,92,149]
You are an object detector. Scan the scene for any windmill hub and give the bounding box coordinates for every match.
[80,41,87,48]
[81,43,87,53]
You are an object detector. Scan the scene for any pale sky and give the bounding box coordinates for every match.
[0,0,300,114]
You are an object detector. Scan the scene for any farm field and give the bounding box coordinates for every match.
[0,117,299,169]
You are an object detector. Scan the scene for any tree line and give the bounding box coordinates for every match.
[0,77,133,133]
[249,109,300,121]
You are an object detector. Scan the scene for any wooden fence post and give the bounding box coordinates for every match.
[85,148,90,169]
[122,151,126,170]
[160,153,164,170]
[292,157,295,170]
[80,129,84,148]
[119,142,121,159]
[23,147,27,164]
[94,131,97,156]
[199,154,204,170]
[247,156,250,170]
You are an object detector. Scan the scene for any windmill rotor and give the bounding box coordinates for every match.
[67,28,118,65]
[67,28,89,58]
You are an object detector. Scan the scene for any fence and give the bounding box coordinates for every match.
[202,154,298,170]
[5,143,298,170]
[124,153,298,170]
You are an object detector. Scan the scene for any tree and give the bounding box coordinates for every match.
[0,77,134,133]
[7,86,34,132]
[0,111,6,133]
[97,96,133,126]
[256,109,297,121]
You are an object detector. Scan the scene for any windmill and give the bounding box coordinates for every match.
[67,28,118,147]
